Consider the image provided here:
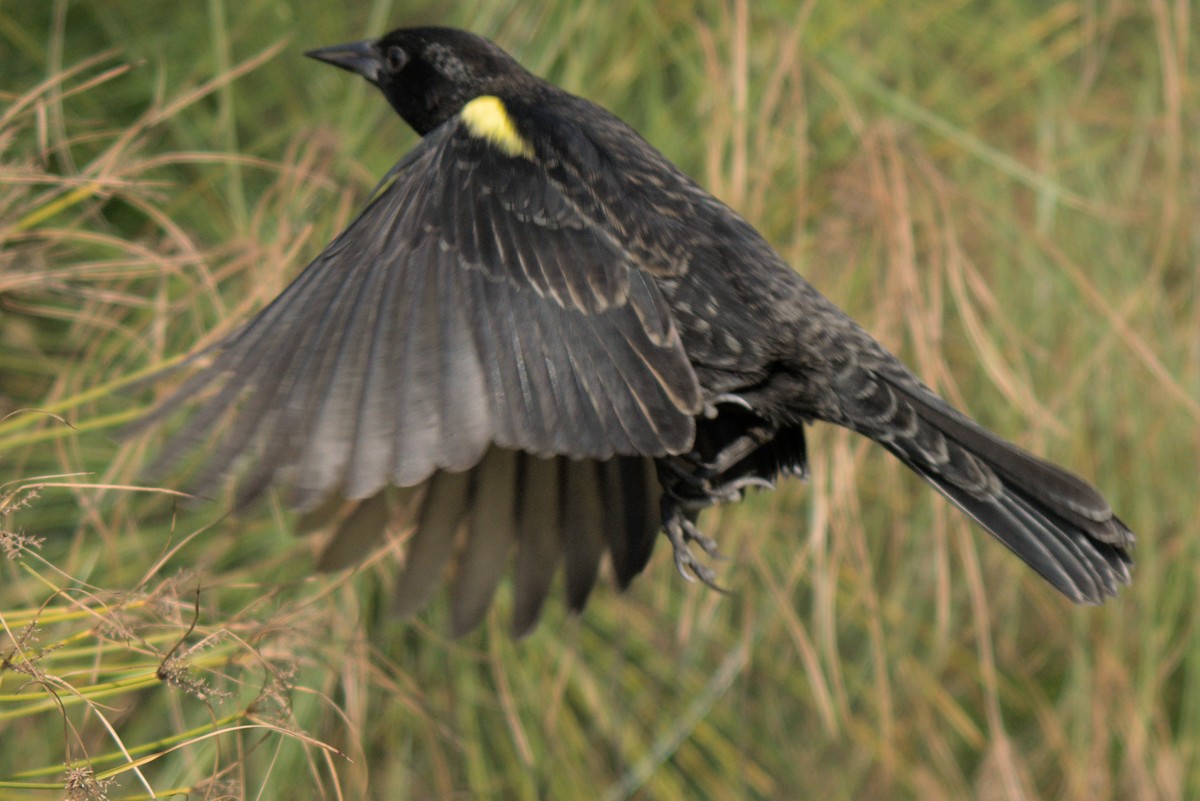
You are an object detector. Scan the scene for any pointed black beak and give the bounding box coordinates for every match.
[305,40,381,84]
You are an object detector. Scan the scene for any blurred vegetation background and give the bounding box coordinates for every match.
[1,0,1196,799]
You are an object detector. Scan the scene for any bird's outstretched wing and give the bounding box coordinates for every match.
[132,104,706,634]
[143,107,702,514]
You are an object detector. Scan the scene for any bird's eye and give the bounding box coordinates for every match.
[384,45,407,72]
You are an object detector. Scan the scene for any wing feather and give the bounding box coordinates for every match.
[290,242,395,505]
[388,236,442,487]
[393,469,470,618]
[561,459,606,611]
[510,454,562,636]
[342,231,407,499]
[434,253,492,470]
[451,448,520,635]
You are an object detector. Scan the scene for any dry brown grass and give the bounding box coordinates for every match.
[2,1,1196,799]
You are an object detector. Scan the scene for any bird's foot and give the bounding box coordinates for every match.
[661,497,727,592]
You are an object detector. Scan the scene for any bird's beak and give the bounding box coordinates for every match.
[305,40,381,84]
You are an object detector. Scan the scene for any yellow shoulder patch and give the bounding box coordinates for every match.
[460,96,534,159]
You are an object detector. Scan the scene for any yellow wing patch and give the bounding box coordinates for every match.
[460,96,534,159]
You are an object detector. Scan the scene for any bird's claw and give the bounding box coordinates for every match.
[702,393,752,419]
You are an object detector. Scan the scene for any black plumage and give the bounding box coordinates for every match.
[140,27,1132,636]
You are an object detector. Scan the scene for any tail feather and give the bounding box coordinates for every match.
[891,382,1131,544]
[839,365,1133,602]
[895,441,1132,602]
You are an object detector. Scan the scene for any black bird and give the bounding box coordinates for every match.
[142,27,1133,636]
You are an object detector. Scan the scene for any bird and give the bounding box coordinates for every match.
[138,26,1133,637]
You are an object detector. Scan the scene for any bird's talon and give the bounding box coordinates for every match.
[710,393,753,411]
[672,544,725,590]
[674,551,698,582]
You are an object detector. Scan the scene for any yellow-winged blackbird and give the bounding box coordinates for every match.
[143,27,1133,636]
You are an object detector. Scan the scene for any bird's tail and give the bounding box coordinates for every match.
[834,362,1133,602]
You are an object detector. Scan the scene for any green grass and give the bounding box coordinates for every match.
[2,0,1196,798]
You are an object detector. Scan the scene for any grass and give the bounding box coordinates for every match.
[1,0,1197,798]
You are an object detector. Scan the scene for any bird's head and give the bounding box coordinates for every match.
[305,27,532,136]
